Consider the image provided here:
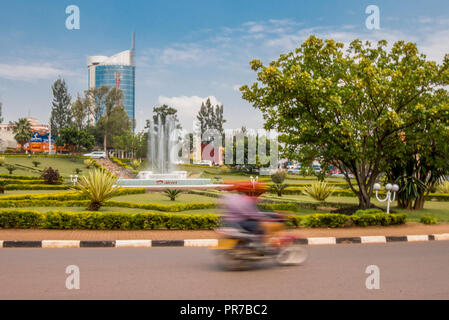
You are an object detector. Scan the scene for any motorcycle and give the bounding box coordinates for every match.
[213,214,308,270]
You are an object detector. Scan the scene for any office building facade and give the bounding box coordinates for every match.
[87,34,135,127]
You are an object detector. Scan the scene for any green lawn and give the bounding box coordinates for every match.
[111,192,219,204]
[0,156,96,179]
[0,206,149,213]
[263,193,449,222]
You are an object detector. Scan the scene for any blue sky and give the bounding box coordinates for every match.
[1,0,449,131]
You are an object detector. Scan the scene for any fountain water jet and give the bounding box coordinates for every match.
[116,116,222,189]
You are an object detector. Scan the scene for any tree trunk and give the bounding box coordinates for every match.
[103,131,107,158]
[413,193,426,210]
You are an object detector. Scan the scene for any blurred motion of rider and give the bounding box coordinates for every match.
[220,181,272,250]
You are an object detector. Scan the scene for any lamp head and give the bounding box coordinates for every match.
[373,183,381,191]
[392,184,399,192]
[385,183,393,191]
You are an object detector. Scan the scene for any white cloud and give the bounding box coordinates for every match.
[0,63,74,81]
[157,95,222,128]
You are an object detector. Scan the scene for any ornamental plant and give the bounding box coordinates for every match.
[84,159,93,169]
[77,169,121,211]
[32,161,41,168]
[5,165,16,175]
[164,189,183,201]
[0,157,5,166]
[41,167,61,184]
[302,181,334,201]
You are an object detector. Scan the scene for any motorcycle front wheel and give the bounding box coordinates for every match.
[275,246,309,266]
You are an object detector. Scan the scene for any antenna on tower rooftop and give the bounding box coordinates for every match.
[131,32,135,51]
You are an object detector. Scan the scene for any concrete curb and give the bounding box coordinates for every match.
[0,233,448,248]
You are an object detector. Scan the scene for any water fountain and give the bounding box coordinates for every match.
[116,115,219,189]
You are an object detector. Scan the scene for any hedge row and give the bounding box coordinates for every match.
[0,209,407,230]
[0,210,219,230]
[285,211,407,228]
[0,199,217,212]
[0,188,146,201]
[0,179,47,184]
[279,187,449,201]
[0,154,89,159]
[104,200,217,212]
[0,174,42,180]
[4,184,72,190]
[110,157,138,174]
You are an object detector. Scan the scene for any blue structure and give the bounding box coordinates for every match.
[87,33,135,128]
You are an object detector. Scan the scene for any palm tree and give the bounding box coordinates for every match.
[11,118,32,152]
[77,169,120,211]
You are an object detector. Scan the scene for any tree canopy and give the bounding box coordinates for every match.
[50,77,72,136]
[241,35,449,209]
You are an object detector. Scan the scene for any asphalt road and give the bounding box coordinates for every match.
[0,242,448,299]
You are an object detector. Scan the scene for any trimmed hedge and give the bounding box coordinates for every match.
[0,174,42,180]
[0,209,407,230]
[0,179,47,184]
[0,188,146,201]
[0,154,89,159]
[4,184,71,190]
[420,216,438,225]
[0,210,219,230]
[0,199,217,212]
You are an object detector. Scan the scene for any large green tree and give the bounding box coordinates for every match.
[71,94,90,131]
[50,78,72,136]
[241,35,449,209]
[147,104,182,129]
[12,118,32,151]
[85,85,110,124]
[55,127,95,157]
[196,98,226,135]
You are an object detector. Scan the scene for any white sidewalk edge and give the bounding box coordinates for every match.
[42,240,80,248]
[115,240,152,248]
[406,235,429,242]
[434,233,449,241]
[361,236,387,244]
[307,237,336,245]
[184,239,218,247]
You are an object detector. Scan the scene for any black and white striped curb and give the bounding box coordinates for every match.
[0,233,448,248]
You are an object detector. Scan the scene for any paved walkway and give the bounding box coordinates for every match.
[0,222,448,240]
[95,158,135,178]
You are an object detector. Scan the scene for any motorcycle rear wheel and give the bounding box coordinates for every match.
[215,249,254,271]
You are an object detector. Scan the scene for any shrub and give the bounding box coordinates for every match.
[351,211,407,227]
[271,170,287,184]
[270,183,288,197]
[131,159,140,170]
[164,189,183,201]
[420,215,438,225]
[5,165,16,175]
[41,167,61,184]
[74,168,82,174]
[302,182,334,201]
[0,156,5,166]
[0,210,220,230]
[0,180,8,194]
[32,161,41,167]
[436,181,449,194]
[77,169,121,211]
[84,159,93,169]
[301,213,349,228]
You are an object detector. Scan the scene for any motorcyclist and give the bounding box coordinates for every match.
[220,182,275,251]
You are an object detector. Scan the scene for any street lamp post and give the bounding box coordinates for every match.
[373,183,399,214]
[70,174,78,186]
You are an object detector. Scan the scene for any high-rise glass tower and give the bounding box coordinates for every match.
[87,33,135,127]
